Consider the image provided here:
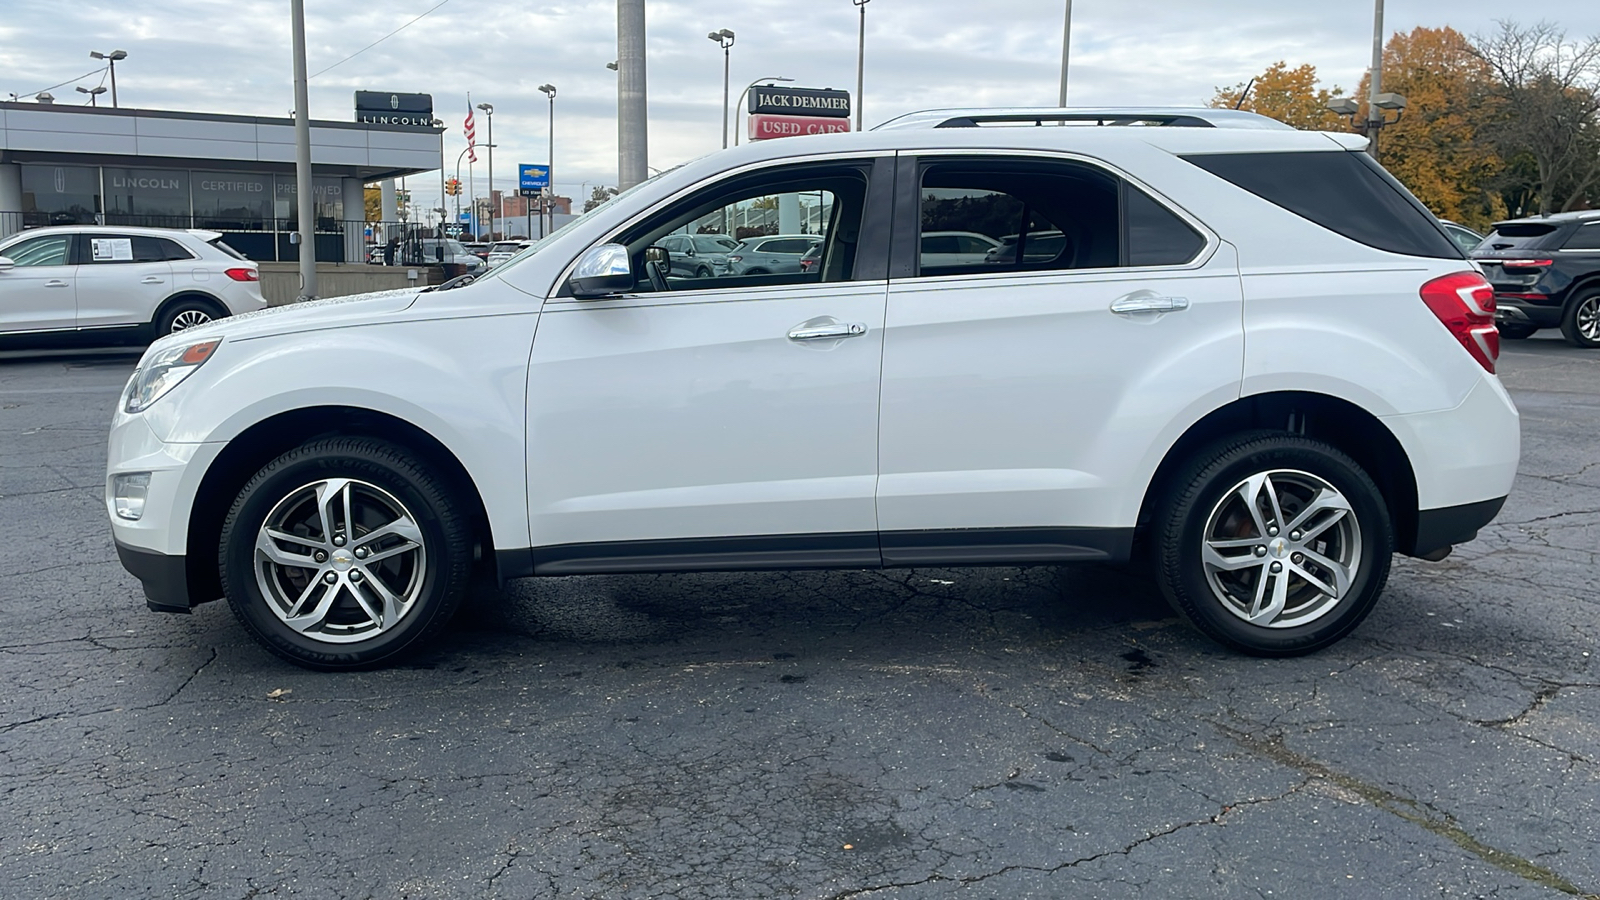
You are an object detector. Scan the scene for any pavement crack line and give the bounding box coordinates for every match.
[144,647,219,708]
[1473,685,1566,729]
[1216,722,1600,899]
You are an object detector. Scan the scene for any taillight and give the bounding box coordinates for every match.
[1495,259,1553,269]
[727,255,743,264]
[799,259,816,272]
[1420,271,1498,374]
[224,267,259,282]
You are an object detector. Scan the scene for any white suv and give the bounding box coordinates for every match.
[0,226,265,343]
[106,108,1520,669]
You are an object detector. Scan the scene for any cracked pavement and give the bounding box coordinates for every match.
[1,338,1597,899]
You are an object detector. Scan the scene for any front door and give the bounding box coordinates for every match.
[525,158,893,571]
[0,232,77,334]
[876,154,1244,563]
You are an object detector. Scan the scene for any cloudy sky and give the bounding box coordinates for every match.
[2,0,1594,213]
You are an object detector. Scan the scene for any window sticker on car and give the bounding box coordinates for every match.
[92,238,134,261]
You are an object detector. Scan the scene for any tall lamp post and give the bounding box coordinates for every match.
[707,29,735,149]
[477,102,494,238]
[89,50,127,108]
[852,0,870,132]
[539,84,556,238]
[76,85,106,106]
[733,76,794,146]
[1058,1,1071,106]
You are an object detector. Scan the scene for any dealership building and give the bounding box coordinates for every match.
[0,98,443,263]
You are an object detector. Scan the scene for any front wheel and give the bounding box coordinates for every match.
[219,438,473,669]
[1560,289,1600,348]
[1154,433,1393,656]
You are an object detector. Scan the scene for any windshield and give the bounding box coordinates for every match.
[1479,223,1560,253]
[488,171,674,276]
[695,236,737,252]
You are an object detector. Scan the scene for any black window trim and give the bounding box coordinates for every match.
[891,149,1218,284]
[549,151,897,302]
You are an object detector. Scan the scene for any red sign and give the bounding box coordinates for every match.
[747,114,851,141]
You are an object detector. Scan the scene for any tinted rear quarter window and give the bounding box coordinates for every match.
[1563,222,1600,251]
[1126,187,1205,266]
[1183,150,1460,259]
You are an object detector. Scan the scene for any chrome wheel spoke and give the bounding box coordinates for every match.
[1284,487,1351,536]
[347,579,386,630]
[313,478,350,544]
[1249,567,1290,624]
[1260,474,1287,531]
[1299,547,1352,596]
[1237,474,1271,537]
[256,528,317,568]
[359,567,407,629]
[352,515,423,552]
[1203,542,1263,572]
[284,581,341,633]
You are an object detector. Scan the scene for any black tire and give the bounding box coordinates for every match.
[1559,289,1600,348]
[155,298,225,338]
[694,266,711,278]
[1154,432,1393,657]
[1497,323,1537,340]
[219,438,473,670]
[744,268,768,275]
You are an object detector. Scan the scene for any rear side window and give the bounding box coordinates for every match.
[133,236,192,261]
[208,238,249,260]
[1183,150,1461,259]
[1563,223,1600,251]
[1126,187,1205,266]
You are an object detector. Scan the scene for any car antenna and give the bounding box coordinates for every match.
[1233,79,1255,110]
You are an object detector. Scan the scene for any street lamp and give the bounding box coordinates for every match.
[89,49,127,108]
[539,84,556,238]
[34,92,54,104]
[454,143,496,241]
[733,76,794,146]
[707,28,735,149]
[853,0,870,132]
[76,85,106,107]
[477,102,495,238]
[1325,93,1405,161]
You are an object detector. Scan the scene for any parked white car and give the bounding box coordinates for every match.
[486,240,534,268]
[0,225,265,343]
[108,107,1519,669]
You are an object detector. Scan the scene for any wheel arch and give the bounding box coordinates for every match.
[184,405,495,606]
[1136,391,1421,557]
[154,291,230,328]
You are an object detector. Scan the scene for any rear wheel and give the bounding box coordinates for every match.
[1497,323,1537,340]
[156,298,224,337]
[694,265,711,278]
[219,438,473,669]
[1560,289,1600,348]
[1155,432,1393,656]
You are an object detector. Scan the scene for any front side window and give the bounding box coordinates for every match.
[2,235,72,267]
[609,162,868,292]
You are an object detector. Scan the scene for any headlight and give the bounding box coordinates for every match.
[124,339,220,413]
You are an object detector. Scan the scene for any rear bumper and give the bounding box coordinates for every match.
[115,540,192,613]
[1495,296,1562,328]
[1412,496,1506,558]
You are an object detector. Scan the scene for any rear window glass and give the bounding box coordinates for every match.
[1183,150,1461,259]
[208,238,248,260]
[1563,223,1600,251]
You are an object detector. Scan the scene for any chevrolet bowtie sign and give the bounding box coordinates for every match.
[354,91,435,129]
[747,86,851,118]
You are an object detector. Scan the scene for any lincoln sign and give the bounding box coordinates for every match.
[353,91,435,129]
[746,86,852,142]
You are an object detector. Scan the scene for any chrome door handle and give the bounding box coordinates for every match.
[44,280,69,288]
[788,318,867,341]
[140,276,164,284]
[1110,294,1189,315]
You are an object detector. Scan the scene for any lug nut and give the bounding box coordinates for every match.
[1254,546,1268,557]
[333,534,346,547]
[1270,561,1283,573]
[349,570,363,583]
[354,547,368,559]
[323,572,338,584]
[1292,552,1304,564]
[313,550,327,563]
[1290,530,1302,541]
[1267,526,1279,537]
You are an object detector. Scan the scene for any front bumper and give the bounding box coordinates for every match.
[115,540,192,613]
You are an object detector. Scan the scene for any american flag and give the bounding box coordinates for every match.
[464,100,477,163]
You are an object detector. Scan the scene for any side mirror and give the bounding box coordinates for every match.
[0,257,13,272]
[643,246,669,267]
[570,243,634,298]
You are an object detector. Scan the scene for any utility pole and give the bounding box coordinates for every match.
[617,0,649,190]
[478,103,494,239]
[540,84,556,237]
[1367,0,1385,160]
[1058,0,1072,107]
[853,0,870,132]
[290,0,316,300]
[709,29,735,149]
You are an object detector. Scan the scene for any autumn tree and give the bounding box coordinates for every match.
[1353,26,1505,229]
[1211,61,1348,131]
[1473,21,1600,215]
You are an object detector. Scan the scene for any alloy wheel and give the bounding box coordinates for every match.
[1578,295,1600,342]
[253,477,427,643]
[170,309,213,332]
[1200,469,1361,629]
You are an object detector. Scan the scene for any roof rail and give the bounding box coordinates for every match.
[872,107,1294,132]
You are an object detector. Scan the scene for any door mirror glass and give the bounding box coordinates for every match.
[0,256,13,272]
[570,243,634,298]
[643,246,669,266]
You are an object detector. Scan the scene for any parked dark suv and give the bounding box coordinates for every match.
[1475,211,1600,347]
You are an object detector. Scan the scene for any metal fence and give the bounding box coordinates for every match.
[0,212,452,265]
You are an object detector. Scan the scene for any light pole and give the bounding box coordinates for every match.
[289,0,316,299]
[89,50,127,108]
[477,102,494,238]
[617,0,649,191]
[455,144,495,241]
[733,76,794,146]
[852,0,870,132]
[708,29,735,149]
[539,84,556,238]
[75,85,106,107]
[1058,1,1071,106]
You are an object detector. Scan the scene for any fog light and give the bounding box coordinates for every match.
[113,472,151,521]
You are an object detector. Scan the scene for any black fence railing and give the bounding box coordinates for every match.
[0,212,453,265]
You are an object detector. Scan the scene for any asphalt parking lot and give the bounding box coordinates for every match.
[1,336,1597,899]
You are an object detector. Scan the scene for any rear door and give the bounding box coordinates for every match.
[74,234,181,329]
[875,153,1243,563]
[0,232,77,334]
